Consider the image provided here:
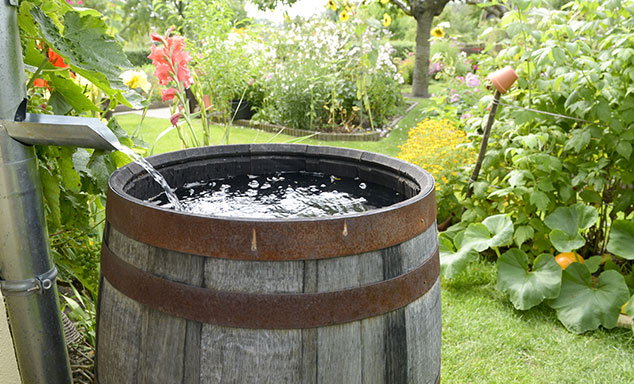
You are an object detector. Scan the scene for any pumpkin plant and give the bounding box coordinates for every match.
[438,0,634,334]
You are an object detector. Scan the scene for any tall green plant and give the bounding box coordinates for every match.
[441,0,634,334]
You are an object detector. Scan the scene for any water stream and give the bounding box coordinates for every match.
[113,144,184,210]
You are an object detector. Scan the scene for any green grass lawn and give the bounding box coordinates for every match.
[114,98,634,384]
[114,106,422,158]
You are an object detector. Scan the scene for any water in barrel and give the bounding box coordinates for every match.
[150,172,404,218]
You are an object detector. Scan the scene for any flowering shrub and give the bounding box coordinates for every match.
[398,119,475,224]
[253,18,404,132]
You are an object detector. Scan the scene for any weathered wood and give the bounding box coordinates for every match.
[406,280,442,383]
[97,226,441,384]
[301,260,318,384]
[200,257,303,383]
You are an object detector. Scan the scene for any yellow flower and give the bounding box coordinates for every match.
[120,70,151,93]
[383,13,392,27]
[339,10,349,22]
[431,27,445,39]
[327,0,337,11]
[380,0,390,4]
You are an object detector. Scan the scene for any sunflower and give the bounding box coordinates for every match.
[327,0,337,11]
[339,10,349,22]
[380,0,390,4]
[431,27,445,39]
[383,13,392,27]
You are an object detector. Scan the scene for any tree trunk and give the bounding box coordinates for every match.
[412,11,434,98]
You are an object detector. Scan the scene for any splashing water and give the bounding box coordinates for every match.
[152,172,402,219]
[113,144,183,210]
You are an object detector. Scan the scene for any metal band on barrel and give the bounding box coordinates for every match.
[105,187,436,261]
[100,242,440,329]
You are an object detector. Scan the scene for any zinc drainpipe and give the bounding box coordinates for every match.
[0,1,73,383]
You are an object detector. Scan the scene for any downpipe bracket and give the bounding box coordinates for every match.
[0,265,58,296]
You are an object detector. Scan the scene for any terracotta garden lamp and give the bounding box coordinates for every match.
[487,66,518,94]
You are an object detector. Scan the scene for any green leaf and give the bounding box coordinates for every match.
[607,220,634,260]
[616,141,632,159]
[48,75,100,113]
[584,256,602,274]
[482,214,514,248]
[544,204,599,236]
[548,264,630,333]
[530,190,550,212]
[564,129,591,153]
[439,234,478,278]
[514,225,534,247]
[461,223,491,252]
[497,250,562,310]
[549,229,585,253]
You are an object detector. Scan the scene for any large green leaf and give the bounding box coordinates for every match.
[482,214,514,248]
[606,220,634,260]
[30,6,137,106]
[544,204,598,252]
[544,203,598,236]
[497,250,562,310]
[462,215,514,252]
[439,234,478,278]
[549,229,586,253]
[548,264,630,333]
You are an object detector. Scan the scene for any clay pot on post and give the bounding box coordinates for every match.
[487,66,518,94]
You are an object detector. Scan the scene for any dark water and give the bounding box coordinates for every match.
[151,172,403,218]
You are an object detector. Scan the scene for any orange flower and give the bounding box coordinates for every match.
[33,78,49,88]
[48,49,68,69]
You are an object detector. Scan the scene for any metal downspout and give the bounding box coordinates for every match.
[0,1,73,382]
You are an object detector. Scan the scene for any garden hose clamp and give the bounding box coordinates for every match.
[0,266,58,296]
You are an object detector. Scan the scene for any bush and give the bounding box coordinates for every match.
[396,54,415,85]
[124,48,151,67]
[390,39,415,59]
[252,19,404,132]
[398,119,475,225]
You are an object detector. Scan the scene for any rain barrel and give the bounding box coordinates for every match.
[96,144,440,384]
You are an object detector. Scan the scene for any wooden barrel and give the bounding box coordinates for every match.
[96,144,440,384]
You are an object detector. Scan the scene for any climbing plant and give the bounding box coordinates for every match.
[18,0,143,293]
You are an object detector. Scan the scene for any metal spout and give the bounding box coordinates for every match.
[1,113,120,151]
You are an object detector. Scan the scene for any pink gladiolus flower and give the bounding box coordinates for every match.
[170,112,181,126]
[161,88,177,102]
[148,30,194,88]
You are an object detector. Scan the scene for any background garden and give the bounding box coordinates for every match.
[17,0,634,382]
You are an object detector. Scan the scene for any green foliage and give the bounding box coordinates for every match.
[124,48,152,67]
[497,250,562,310]
[387,40,415,59]
[19,0,140,300]
[607,220,634,260]
[436,0,634,334]
[251,18,404,131]
[549,264,630,334]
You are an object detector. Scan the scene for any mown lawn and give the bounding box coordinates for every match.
[114,97,634,384]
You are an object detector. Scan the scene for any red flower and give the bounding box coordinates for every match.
[33,78,49,88]
[161,88,177,102]
[148,31,194,88]
[48,49,68,69]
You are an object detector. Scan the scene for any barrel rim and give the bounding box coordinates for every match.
[106,144,436,260]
